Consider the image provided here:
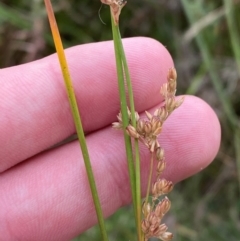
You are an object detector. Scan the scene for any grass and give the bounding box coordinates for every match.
[1,0,240,240]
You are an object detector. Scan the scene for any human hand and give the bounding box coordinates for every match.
[0,37,220,241]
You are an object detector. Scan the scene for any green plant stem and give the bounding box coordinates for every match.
[44,1,108,240]
[186,64,206,95]
[110,13,136,205]
[111,14,143,241]
[235,129,240,191]
[134,140,143,241]
[224,0,240,192]
[145,152,154,204]
[224,0,240,77]
[224,5,240,187]
[115,27,142,241]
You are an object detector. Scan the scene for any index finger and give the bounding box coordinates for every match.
[0,37,173,172]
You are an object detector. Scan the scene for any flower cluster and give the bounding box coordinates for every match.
[113,67,183,241]
[142,196,173,241]
[141,178,174,241]
[113,67,183,172]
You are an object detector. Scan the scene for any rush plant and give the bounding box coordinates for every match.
[44,1,183,240]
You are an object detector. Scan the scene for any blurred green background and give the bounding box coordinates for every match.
[1,0,240,240]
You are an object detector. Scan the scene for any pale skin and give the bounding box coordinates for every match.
[0,37,221,241]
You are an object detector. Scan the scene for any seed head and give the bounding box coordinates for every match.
[154,197,171,219]
[152,178,174,197]
[142,212,169,239]
[126,125,140,139]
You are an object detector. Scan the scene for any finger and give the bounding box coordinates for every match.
[0,96,221,241]
[0,37,173,172]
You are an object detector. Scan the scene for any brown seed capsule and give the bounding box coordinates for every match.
[160,231,173,241]
[147,213,160,229]
[157,160,166,175]
[155,197,171,219]
[143,214,160,238]
[141,219,150,233]
[116,112,122,122]
[149,140,157,153]
[166,97,176,113]
[156,223,168,235]
[160,197,171,215]
[169,83,176,94]
[175,96,184,108]
[153,126,162,136]
[156,107,168,122]
[151,223,168,237]
[167,67,177,82]
[156,147,165,161]
[152,179,174,197]
[134,111,140,122]
[112,122,122,129]
[126,125,140,139]
[144,121,152,134]
[137,119,145,133]
[145,111,153,120]
[167,78,176,94]
[142,201,152,217]
[160,83,168,99]
[151,116,162,130]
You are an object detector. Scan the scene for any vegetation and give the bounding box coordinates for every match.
[1,0,239,240]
